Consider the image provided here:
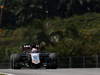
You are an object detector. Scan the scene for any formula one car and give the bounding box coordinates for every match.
[10,44,58,69]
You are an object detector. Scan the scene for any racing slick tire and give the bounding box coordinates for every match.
[10,54,14,69]
[46,53,58,69]
[10,53,21,69]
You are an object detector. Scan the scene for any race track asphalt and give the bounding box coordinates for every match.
[0,68,100,75]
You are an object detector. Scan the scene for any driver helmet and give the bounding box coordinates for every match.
[31,48,37,53]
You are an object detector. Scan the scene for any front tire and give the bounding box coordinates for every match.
[10,53,21,69]
[46,53,58,69]
[10,54,14,69]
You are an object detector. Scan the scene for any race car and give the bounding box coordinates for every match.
[10,44,58,69]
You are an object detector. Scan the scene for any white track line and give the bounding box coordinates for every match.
[0,72,14,75]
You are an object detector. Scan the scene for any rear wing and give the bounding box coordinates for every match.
[22,45,31,49]
[21,44,40,50]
